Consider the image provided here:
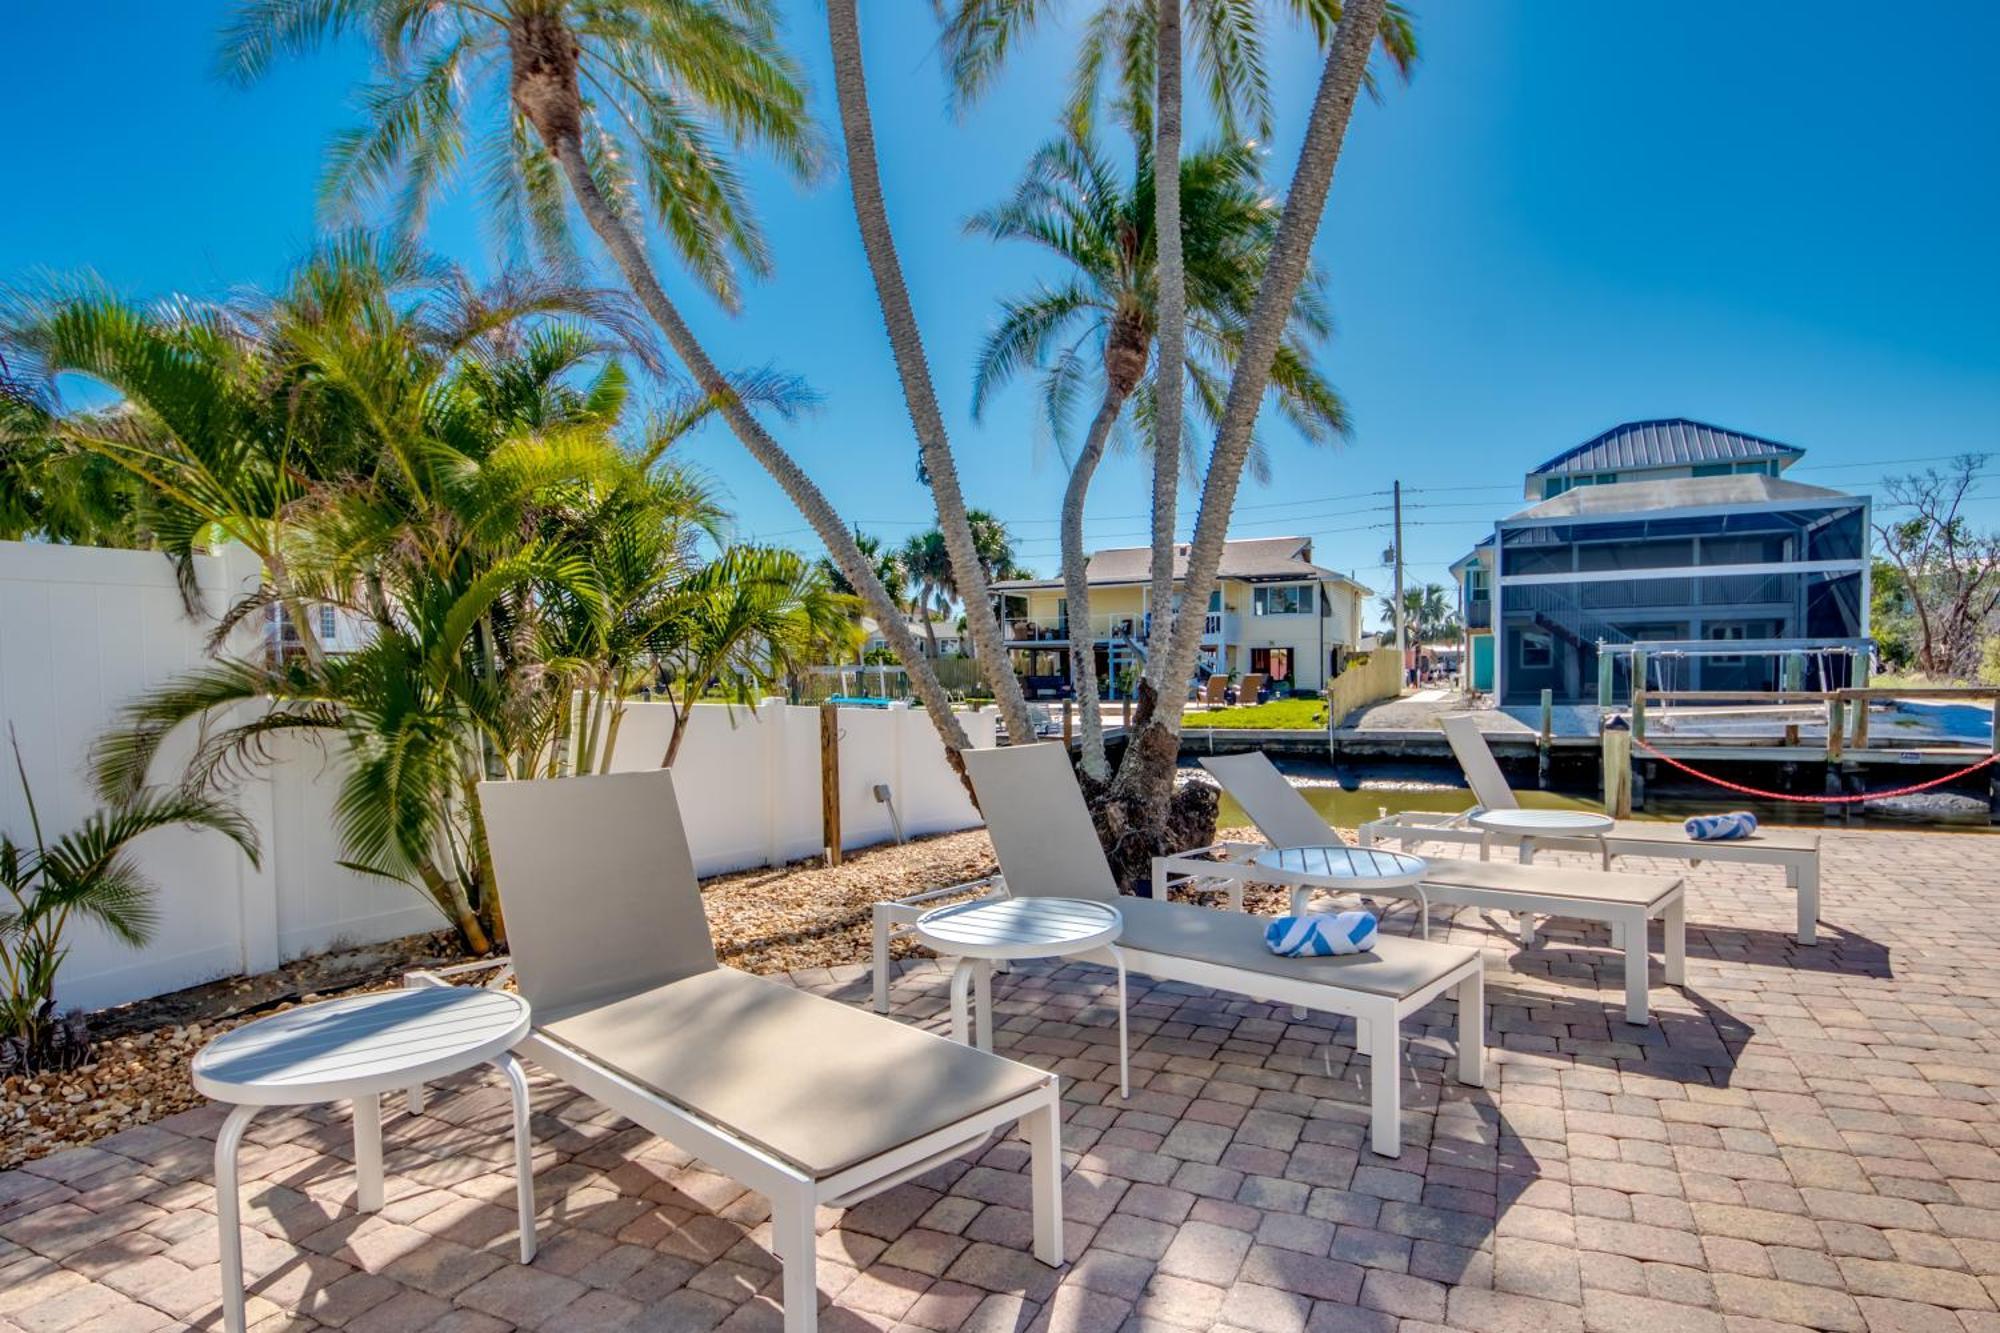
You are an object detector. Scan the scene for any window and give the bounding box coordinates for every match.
[1543,477,1569,499]
[1208,589,1222,612]
[318,606,337,641]
[1249,647,1293,682]
[1253,584,1314,616]
[1467,567,1490,598]
[1691,462,1733,478]
[1518,631,1553,669]
[1708,623,1746,666]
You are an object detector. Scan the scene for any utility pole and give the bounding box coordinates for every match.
[1391,480,1407,677]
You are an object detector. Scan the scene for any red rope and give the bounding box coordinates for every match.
[1630,735,2000,804]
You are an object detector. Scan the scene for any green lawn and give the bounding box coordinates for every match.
[1181,697,1329,730]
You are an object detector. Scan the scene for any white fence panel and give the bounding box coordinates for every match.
[0,541,996,1012]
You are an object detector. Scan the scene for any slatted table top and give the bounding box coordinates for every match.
[915,897,1122,960]
[192,987,530,1106]
[1252,845,1430,887]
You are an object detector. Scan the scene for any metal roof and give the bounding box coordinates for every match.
[1506,473,1853,521]
[1529,418,1802,477]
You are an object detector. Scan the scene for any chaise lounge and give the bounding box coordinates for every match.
[478,770,1065,1333]
[937,743,1486,1158]
[1174,751,1686,1025]
[1358,714,1823,943]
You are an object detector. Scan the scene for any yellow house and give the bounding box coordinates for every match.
[990,536,1372,699]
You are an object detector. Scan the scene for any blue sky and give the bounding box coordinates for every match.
[6,1,1997,627]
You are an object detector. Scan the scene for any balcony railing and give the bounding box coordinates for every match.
[1003,611,1238,644]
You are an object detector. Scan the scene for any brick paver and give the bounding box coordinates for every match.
[1,823,1997,1331]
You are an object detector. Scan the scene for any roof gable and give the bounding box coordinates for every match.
[1530,419,1802,478]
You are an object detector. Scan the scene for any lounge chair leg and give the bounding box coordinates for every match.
[1795,860,1819,946]
[1367,1009,1402,1158]
[1358,825,1375,848]
[871,905,893,1013]
[1609,920,1624,950]
[1022,1093,1065,1267]
[1456,970,1484,1087]
[1664,898,1686,986]
[1354,1016,1372,1058]
[1622,910,1649,1026]
[1518,913,1538,947]
[493,1051,537,1263]
[353,1092,384,1213]
[772,1189,819,1333]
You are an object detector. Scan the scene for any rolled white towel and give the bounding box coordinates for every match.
[1265,911,1378,957]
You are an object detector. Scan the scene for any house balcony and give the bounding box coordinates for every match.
[1003,612,1237,645]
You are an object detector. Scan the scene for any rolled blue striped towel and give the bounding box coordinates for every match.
[1265,911,1378,957]
[1685,811,1758,841]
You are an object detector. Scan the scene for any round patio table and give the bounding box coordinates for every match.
[916,896,1129,1097]
[1470,808,1616,869]
[1252,845,1433,933]
[193,986,535,1333]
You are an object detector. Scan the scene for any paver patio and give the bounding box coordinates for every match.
[3,823,1998,1333]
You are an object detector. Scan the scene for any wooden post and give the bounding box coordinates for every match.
[1597,648,1613,709]
[1630,649,1647,743]
[1602,724,1632,818]
[1538,688,1553,789]
[1783,652,1805,691]
[1063,699,1074,747]
[820,702,842,867]
[1852,690,1870,750]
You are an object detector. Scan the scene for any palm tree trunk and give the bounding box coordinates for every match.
[920,603,941,660]
[1144,0,1185,690]
[824,0,1038,749]
[1066,390,1124,779]
[537,128,976,768]
[1115,0,1388,822]
[663,703,692,767]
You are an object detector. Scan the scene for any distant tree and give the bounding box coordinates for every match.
[1874,456,2000,679]
[1377,582,1457,652]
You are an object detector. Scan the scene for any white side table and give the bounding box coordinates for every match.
[1470,808,1617,945]
[1254,845,1433,934]
[1470,808,1615,868]
[193,987,535,1333]
[916,897,1129,1097]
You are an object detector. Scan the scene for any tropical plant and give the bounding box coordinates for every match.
[1379,582,1458,651]
[6,242,804,955]
[648,547,861,766]
[900,530,953,660]
[2,730,259,1074]
[223,0,1038,760]
[970,128,1346,775]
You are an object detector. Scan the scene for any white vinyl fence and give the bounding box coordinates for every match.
[0,540,993,1012]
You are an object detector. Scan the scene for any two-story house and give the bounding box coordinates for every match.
[990,536,1372,699]
[1452,419,1871,706]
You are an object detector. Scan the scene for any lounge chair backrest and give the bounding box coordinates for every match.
[1202,677,1228,706]
[1239,673,1264,703]
[1199,752,1340,849]
[961,744,1119,902]
[478,770,718,1016]
[1438,714,1519,810]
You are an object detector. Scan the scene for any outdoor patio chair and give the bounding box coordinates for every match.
[1172,751,1686,1025]
[956,743,1484,1158]
[1357,714,1823,944]
[1236,672,1265,705]
[1199,676,1229,708]
[478,770,1064,1333]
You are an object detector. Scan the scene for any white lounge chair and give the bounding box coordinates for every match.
[951,743,1484,1158]
[1178,751,1686,1025]
[478,770,1064,1333]
[1359,714,1824,944]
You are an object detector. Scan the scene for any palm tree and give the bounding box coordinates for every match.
[40,244,779,954]
[900,530,953,659]
[970,131,1347,775]
[219,0,1021,766]
[1379,583,1456,651]
[937,0,1417,694]
[648,547,861,766]
[822,0,1039,751]
[1116,0,1397,838]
